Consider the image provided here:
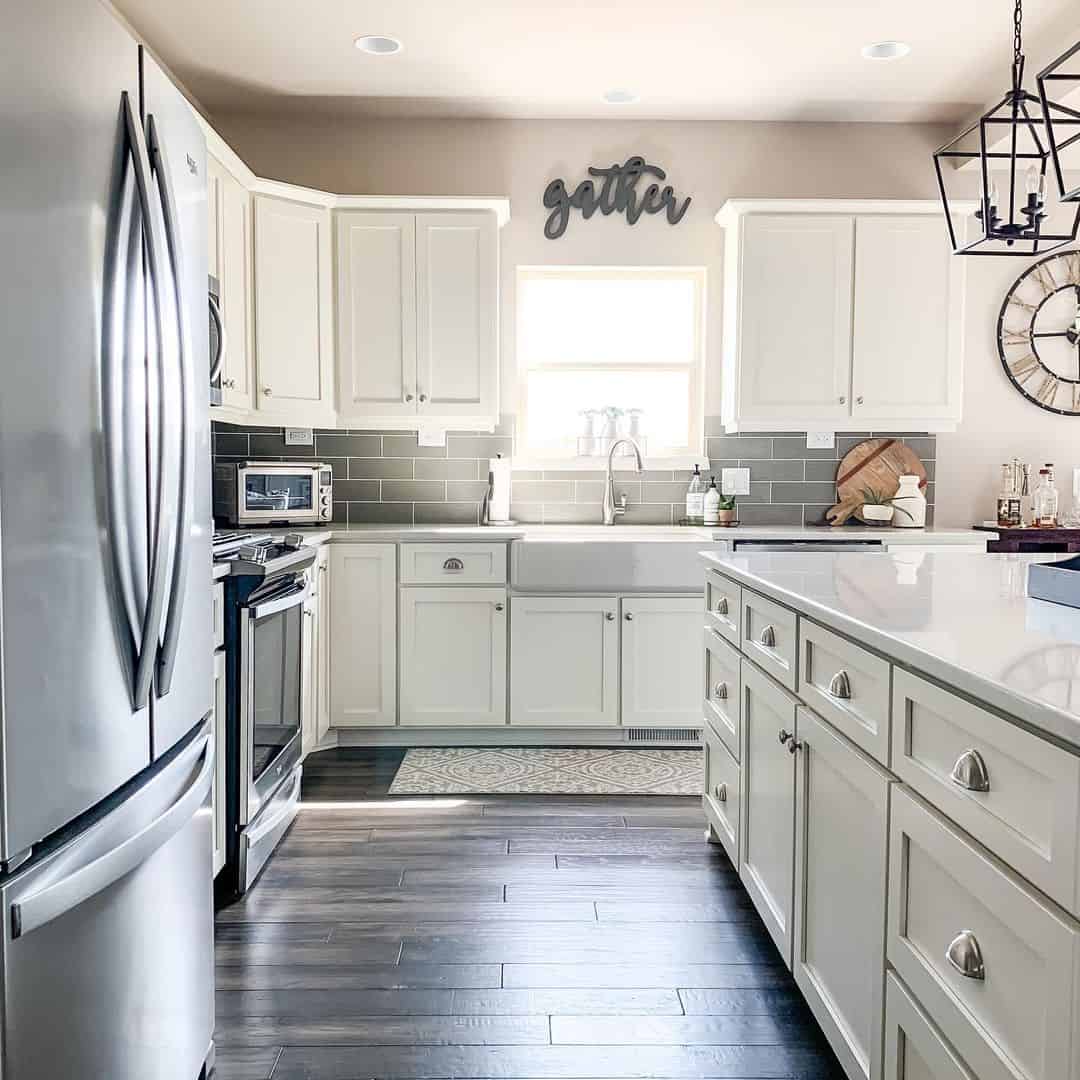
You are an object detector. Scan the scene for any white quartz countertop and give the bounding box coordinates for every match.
[701,549,1080,750]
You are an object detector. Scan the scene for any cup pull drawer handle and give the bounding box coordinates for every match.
[713,682,728,701]
[714,783,727,803]
[946,930,985,980]
[950,748,991,793]
[827,670,852,699]
[442,557,465,572]
[758,625,776,648]
[715,597,729,616]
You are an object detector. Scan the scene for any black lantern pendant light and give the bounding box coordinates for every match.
[933,0,1080,256]
[1037,38,1080,201]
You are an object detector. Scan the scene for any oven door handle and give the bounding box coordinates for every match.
[245,769,302,847]
[248,581,309,620]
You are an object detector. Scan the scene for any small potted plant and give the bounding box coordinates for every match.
[860,488,913,525]
[715,493,737,526]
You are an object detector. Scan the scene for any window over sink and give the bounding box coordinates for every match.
[515,266,706,465]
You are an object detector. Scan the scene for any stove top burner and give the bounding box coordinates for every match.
[214,532,314,578]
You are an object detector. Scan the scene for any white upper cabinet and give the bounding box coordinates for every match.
[253,194,335,425]
[336,209,499,429]
[717,200,964,432]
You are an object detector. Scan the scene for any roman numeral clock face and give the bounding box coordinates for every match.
[998,250,1080,415]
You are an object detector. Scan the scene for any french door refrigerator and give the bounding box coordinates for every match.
[0,1,214,1076]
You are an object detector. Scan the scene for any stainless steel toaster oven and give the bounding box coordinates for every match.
[213,462,333,525]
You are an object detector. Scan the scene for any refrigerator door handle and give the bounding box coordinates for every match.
[146,113,193,698]
[120,91,172,712]
[208,291,226,384]
[9,727,212,941]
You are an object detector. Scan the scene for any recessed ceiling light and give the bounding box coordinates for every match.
[602,88,639,105]
[354,34,402,55]
[861,40,911,60]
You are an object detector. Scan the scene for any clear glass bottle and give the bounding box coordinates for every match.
[1034,468,1060,528]
[997,463,1020,527]
[685,465,705,524]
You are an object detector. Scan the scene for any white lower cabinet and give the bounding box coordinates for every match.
[739,660,798,964]
[329,544,397,727]
[211,649,226,877]
[400,587,507,726]
[620,596,702,728]
[510,596,619,726]
[884,974,977,1080]
[793,706,891,1080]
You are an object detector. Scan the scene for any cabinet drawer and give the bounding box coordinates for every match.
[800,617,890,765]
[705,571,741,646]
[703,628,741,760]
[884,973,979,1080]
[703,724,739,867]
[892,669,1080,916]
[400,542,507,585]
[212,582,225,651]
[888,787,1080,1080]
[742,588,798,691]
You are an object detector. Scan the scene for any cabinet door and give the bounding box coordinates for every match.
[329,544,396,727]
[415,212,498,420]
[400,587,507,726]
[300,593,318,756]
[211,650,226,877]
[852,215,963,426]
[253,195,334,423]
[794,707,891,1080]
[740,660,797,965]
[510,596,619,727]
[315,549,331,742]
[207,155,222,283]
[737,215,854,426]
[621,596,702,727]
[336,211,417,419]
[219,166,254,410]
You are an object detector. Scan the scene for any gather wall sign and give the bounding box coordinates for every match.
[542,155,692,239]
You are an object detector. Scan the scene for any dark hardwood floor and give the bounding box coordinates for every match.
[214,748,842,1079]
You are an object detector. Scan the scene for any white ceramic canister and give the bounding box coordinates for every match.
[891,474,927,528]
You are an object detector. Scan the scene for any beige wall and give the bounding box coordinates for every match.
[216,114,1080,523]
[216,115,949,413]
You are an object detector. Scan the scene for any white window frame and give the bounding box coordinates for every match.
[514,265,707,470]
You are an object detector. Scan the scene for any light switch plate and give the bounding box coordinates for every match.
[284,427,314,446]
[721,467,751,496]
[806,431,835,450]
[417,425,447,448]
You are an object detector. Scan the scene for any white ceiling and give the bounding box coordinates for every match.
[114,0,1080,124]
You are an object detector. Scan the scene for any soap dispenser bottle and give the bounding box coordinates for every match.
[685,465,705,524]
[703,476,721,526]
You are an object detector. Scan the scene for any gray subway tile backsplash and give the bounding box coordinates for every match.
[211,420,936,527]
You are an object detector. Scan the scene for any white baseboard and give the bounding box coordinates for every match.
[327,726,701,747]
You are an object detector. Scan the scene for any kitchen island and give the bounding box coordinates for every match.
[699,548,1080,1080]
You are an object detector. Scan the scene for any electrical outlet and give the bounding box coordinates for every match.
[806,431,835,450]
[417,425,447,447]
[284,427,314,446]
[721,467,751,496]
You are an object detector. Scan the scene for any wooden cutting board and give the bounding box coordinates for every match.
[826,438,927,526]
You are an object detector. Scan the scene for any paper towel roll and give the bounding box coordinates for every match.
[488,455,512,524]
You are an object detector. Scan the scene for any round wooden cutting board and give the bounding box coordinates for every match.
[827,438,927,526]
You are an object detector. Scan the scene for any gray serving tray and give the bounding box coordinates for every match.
[1028,556,1080,609]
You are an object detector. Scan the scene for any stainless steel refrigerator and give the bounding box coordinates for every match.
[0,1,215,1076]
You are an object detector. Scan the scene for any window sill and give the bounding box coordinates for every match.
[511,455,705,473]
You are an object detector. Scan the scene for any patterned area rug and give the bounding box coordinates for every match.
[388,747,704,796]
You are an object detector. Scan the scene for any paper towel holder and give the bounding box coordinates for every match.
[481,453,515,527]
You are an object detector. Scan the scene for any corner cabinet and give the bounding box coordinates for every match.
[716,200,964,433]
[335,209,499,429]
[252,194,335,426]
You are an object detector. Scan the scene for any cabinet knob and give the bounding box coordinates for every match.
[758,625,776,648]
[494,603,504,612]
[856,395,864,405]
[405,393,414,402]
[714,783,727,803]
[949,748,991,793]
[262,386,273,397]
[605,612,615,621]
[624,612,634,621]
[715,597,729,616]
[827,670,852,700]
[788,738,804,754]
[945,930,985,980]
[713,681,728,701]
[778,728,792,746]
[839,395,846,405]
[419,393,428,403]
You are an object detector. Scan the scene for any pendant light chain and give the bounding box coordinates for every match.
[1014,0,1023,67]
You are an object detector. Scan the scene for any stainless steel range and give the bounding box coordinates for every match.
[215,534,314,896]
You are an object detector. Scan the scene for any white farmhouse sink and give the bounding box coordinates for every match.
[511,527,722,590]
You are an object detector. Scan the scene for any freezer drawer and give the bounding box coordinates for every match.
[1,723,214,1079]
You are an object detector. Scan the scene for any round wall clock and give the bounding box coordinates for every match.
[997,250,1080,415]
